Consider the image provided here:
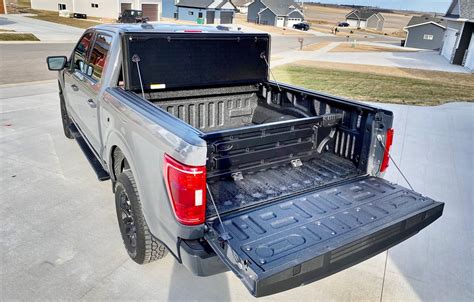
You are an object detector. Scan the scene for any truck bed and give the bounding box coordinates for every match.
[207,153,359,217]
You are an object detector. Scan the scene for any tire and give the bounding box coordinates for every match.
[59,89,74,139]
[115,170,168,264]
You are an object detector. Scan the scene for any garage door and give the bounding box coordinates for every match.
[464,32,474,71]
[287,18,302,28]
[347,19,358,27]
[142,4,158,21]
[220,11,233,24]
[121,3,132,12]
[276,17,285,27]
[442,28,457,61]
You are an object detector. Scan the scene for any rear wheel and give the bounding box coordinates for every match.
[115,170,168,264]
[59,88,74,139]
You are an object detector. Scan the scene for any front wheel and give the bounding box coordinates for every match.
[115,170,168,264]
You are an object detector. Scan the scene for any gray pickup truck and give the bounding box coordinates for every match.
[47,23,444,297]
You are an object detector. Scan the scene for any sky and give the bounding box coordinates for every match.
[307,0,452,13]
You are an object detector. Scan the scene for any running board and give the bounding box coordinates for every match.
[69,124,110,181]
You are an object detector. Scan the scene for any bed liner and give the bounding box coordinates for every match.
[207,152,359,217]
[205,176,444,297]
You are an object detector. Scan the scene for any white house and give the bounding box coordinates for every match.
[30,0,162,21]
[440,0,474,71]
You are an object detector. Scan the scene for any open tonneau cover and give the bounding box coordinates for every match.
[205,176,443,297]
[122,32,270,91]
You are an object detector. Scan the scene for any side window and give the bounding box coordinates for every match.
[89,34,112,81]
[73,32,93,74]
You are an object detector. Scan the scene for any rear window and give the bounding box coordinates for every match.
[122,33,270,91]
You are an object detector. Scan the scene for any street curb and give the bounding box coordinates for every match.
[0,79,56,88]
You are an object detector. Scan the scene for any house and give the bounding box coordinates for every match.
[175,0,236,24]
[403,16,446,50]
[30,0,162,21]
[233,0,252,14]
[345,9,384,31]
[440,0,474,71]
[247,0,304,28]
[162,0,177,18]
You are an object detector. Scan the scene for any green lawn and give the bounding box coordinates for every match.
[273,64,474,106]
[0,33,40,41]
[26,9,101,29]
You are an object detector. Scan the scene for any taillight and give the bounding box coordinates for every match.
[163,154,206,225]
[380,128,394,172]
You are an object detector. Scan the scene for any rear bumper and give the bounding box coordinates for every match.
[179,239,228,277]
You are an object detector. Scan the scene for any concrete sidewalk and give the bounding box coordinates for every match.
[0,81,472,301]
[0,14,83,42]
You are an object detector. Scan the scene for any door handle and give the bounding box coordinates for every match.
[87,99,97,108]
[71,84,79,91]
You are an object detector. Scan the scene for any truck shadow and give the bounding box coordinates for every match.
[167,261,231,301]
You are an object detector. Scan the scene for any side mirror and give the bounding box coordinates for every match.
[46,56,68,71]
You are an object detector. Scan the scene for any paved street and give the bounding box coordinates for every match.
[0,81,472,301]
[0,43,74,85]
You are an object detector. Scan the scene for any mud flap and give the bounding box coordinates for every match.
[204,177,444,297]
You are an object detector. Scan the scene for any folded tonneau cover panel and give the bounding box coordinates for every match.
[205,177,444,297]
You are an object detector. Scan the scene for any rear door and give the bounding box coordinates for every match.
[205,176,443,297]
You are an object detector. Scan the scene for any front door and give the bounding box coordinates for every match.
[64,32,97,148]
[63,31,112,154]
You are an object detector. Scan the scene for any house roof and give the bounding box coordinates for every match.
[406,15,446,28]
[232,0,252,7]
[176,0,214,9]
[445,0,474,20]
[176,0,236,10]
[260,0,303,17]
[346,9,382,20]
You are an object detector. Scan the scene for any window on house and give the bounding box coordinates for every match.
[423,34,434,40]
[198,12,203,18]
[188,11,194,16]
[58,4,66,10]
[95,4,99,8]
[91,3,99,8]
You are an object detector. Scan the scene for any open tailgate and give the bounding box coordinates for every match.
[204,176,443,297]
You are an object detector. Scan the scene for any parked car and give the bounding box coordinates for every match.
[46,24,444,298]
[338,21,350,27]
[118,9,149,23]
[293,22,310,31]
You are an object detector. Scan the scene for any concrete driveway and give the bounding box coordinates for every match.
[0,81,472,301]
[272,45,471,73]
[0,14,83,42]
